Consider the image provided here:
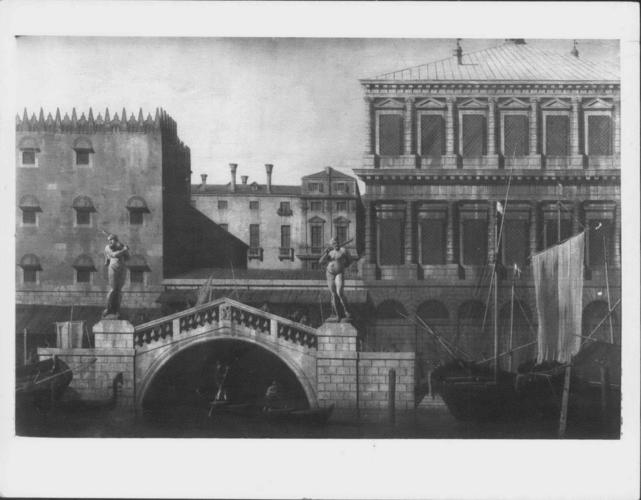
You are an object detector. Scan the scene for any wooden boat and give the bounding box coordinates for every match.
[16,356,73,414]
[55,372,123,412]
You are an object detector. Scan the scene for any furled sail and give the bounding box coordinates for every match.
[532,232,585,363]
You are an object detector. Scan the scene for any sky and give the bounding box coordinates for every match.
[15,37,619,187]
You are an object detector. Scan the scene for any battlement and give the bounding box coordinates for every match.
[16,107,180,138]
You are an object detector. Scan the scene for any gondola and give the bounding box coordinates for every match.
[16,356,73,414]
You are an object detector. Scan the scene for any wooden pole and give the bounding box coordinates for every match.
[23,328,28,366]
[603,234,614,343]
[600,365,611,426]
[508,274,515,372]
[388,369,396,425]
[493,266,499,383]
[558,366,572,438]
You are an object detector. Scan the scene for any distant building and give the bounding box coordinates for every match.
[15,107,246,340]
[191,164,364,274]
[354,40,621,364]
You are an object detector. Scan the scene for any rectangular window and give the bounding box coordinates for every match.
[502,219,529,269]
[23,268,37,283]
[462,114,486,157]
[333,183,348,193]
[311,225,323,252]
[379,218,404,265]
[76,150,90,165]
[218,200,228,210]
[462,220,488,265]
[22,150,36,165]
[308,183,324,193]
[22,210,37,225]
[281,225,291,249]
[587,115,612,155]
[76,211,91,226]
[379,114,404,155]
[503,115,529,156]
[420,219,446,265]
[335,201,347,212]
[545,115,570,155]
[129,211,143,225]
[544,219,572,249]
[588,220,613,267]
[249,201,259,210]
[280,201,290,211]
[249,224,260,248]
[310,201,322,211]
[335,225,348,245]
[130,269,145,284]
[76,269,91,283]
[420,114,445,156]
[220,223,228,232]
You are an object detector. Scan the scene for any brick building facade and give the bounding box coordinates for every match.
[353,40,621,367]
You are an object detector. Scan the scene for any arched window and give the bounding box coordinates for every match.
[19,254,42,283]
[73,137,94,166]
[18,137,40,167]
[73,254,96,283]
[19,194,42,226]
[416,300,449,322]
[72,195,96,226]
[375,299,407,320]
[126,196,150,225]
[127,254,150,284]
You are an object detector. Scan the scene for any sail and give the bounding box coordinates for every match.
[532,233,585,363]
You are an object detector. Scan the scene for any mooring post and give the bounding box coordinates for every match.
[558,366,572,438]
[388,368,396,425]
[600,365,611,426]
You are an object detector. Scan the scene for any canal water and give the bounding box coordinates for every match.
[16,404,618,439]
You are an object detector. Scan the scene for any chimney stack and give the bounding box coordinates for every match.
[265,164,273,193]
[571,40,579,58]
[455,39,463,65]
[241,175,248,185]
[229,163,237,192]
[200,173,208,186]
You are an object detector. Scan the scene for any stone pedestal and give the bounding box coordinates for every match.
[94,320,134,349]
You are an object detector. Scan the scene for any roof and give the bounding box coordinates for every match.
[364,42,619,83]
[302,167,355,181]
[192,183,301,196]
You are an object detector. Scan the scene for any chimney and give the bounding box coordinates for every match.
[571,40,579,58]
[506,38,526,45]
[265,164,273,193]
[229,163,237,192]
[200,173,208,186]
[241,175,248,185]
[455,39,463,65]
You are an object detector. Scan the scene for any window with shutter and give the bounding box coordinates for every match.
[378,114,403,155]
[502,219,529,268]
[420,114,445,156]
[461,114,486,157]
[249,224,260,248]
[588,220,613,267]
[311,225,323,253]
[503,115,529,156]
[545,115,569,155]
[587,115,612,155]
[379,218,404,265]
[420,219,446,265]
[462,220,488,265]
[281,225,291,249]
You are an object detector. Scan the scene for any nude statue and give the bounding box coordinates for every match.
[319,238,354,321]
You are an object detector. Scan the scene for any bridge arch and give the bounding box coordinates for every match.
[134,304,319,411]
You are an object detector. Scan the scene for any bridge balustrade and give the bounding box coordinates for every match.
[133,297,318,350]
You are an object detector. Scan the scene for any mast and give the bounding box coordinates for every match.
[493,260,499,382]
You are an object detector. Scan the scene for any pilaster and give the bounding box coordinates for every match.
[528,97,542,168]
[404,201,414,264]
[485,98,499,168]
[447,201,455,264]
[569,97,584,168]
[443,97,458,168]
[364,96,374,155]
[529,201,538,257]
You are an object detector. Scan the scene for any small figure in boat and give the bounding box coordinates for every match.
[264,380,285,410]
[213,361,230,402]
[319,238,354,322]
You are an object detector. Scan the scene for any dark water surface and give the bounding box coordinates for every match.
[16,405,618,439]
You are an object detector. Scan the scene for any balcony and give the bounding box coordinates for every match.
[248,247,263,261]
[278,247,294,261]
[277,207,293,217]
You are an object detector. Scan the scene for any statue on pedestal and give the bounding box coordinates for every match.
[319,238,354,322]
[102,234,129,319]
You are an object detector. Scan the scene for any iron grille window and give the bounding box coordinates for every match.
[462,114,486,157]
[420,219,446,265]
[22,210,37,225]
[420,114,445,156]
[23,268,38,283]
[462,219,488,265]
[76,210,91,226]
[218,200,228,210]
[379,218,404,265]
[311,225,323,252]
[587,115,612,155]
[130,269,145,284]
[310,201,322,211]
[249,224,260,249]
[76,150,90,165]
[249,201,259,210]
[76,269,91,283]
[588,220,613,267]
[503,115,529,156]
[502,219,529,269]
[281,225,291,249]
[22,150,36,165]
[129,211,143,225]
[379,114,403,155]
[545,115,569,155]
[335,224,348,245]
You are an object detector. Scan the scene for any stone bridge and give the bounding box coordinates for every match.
[39,297,415,414]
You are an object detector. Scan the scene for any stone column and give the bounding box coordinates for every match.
[444,97,457,168]
[487,98,496,155]
[365,201,374,264]
[570,97,583,168]
[404,97,415,156]
[404,201,414,264]
[528,97,541,168]
[529,202,538,257]
[447,202,455,263]
[364,96,374,155]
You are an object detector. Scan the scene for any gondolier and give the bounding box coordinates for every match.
[319,237,354,321]
[103,233,129,318]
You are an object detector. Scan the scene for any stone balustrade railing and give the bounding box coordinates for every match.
[133,297,318,350]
